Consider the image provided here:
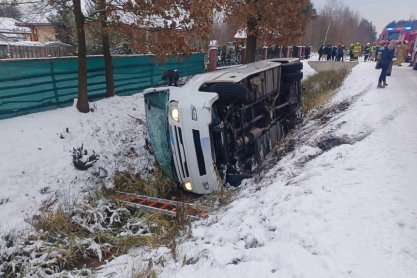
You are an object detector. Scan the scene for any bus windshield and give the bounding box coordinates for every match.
[387,31,400,41]
[144,90,176,181]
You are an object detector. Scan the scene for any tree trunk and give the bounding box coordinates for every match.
[99,0,115,97]
[73,0,89,112]
[245,17,257,64]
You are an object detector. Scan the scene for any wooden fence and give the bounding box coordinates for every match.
[0,44,68,59]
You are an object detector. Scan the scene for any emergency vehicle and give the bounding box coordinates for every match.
[379,26,417,62]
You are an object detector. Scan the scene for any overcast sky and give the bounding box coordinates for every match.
[311,0,417,35]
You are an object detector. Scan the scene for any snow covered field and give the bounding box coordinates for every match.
[1,59,417,277]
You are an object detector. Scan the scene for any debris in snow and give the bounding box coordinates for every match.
[72,144,99,171]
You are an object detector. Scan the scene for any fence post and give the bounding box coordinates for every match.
[263,46,268,60]
[208,47,217,72]
[50,60,60,107]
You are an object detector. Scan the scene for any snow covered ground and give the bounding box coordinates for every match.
[0,95,151,231]
[98,61,417,278]
[1,59,417,277]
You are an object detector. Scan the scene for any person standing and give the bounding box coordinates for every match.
[364,43,371,62]
[387,40,396,76]
[370,42,377,61]
[377,41,395,88]
[353,42,361,61]
[349,44,354,61]
[318,45,324,61]
[336,45,344,61]
[396,41,407,66]
[331,46,337,60]
[326,44,332,60]
[375,42,385,61]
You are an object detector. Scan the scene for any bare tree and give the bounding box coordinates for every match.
[224,0,313,63]
[121,0,224,61]
[302,0,377,49]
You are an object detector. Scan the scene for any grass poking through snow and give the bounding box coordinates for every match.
[302,67,351,115]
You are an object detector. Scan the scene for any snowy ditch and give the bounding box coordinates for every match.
[3,60,414,277]
[0,62,342,277]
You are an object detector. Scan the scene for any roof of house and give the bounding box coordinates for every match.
[15,22,53,27]
[234,29,247,39]
[0,17,31,33]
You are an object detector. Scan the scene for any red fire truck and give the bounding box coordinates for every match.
[379,26,417,62]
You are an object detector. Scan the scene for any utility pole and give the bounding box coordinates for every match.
[323,17,332,47]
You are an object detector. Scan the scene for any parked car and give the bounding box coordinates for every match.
[144,58,303,194]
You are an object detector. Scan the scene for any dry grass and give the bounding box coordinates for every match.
[33,207,87,237]
[11,164,202,275]
[109,166,177,200]
[302,68,351,115]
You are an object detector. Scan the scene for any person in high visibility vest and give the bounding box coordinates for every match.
[396,41,407,66]
[353,42,361,61]
[370,42,377,61]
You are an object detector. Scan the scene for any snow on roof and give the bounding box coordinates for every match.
[209,40,219,47]
[0,17,31,33]
[234,29,247,39]
[0,40,70,47]
[116,8,191,30]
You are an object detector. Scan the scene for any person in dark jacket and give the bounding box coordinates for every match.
[331,46,337,60]
[349,44,354,61]
[318,45,324,60]
[377,41,395,88]
[326,44,332,60]
[386,40,396,76]
[364,43,371,62]
[336,44,345,61]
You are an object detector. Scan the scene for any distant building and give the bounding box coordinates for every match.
[234,29,247,48]
[15,22,56,42]
[0,17,31,42]
[0,17,56,42]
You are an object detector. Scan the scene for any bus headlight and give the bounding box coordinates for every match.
[169,101,180,122]
[184,181,192,191]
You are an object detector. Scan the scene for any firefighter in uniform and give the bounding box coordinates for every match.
[364,43,371,62]
[370,42,377,61]
[353,42,361,61]
[396,41,407,66]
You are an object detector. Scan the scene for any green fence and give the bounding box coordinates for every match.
[0,53,204,120]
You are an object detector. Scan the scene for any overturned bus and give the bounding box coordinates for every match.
[144,58,303,194]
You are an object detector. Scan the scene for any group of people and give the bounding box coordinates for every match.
[318,44,345,61]
[318,43,367,62]
[318,40,411,89]
[318,40,409,65]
